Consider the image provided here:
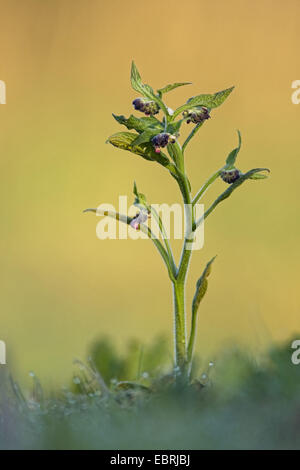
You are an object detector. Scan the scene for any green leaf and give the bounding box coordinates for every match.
[157,82,192,95]
[131,61,153,97]
[172,86,234,119]
[187,87,235,108]
[166,119,183,135]
[133,181,148,210]
[192,257,216,316]
[130,61,168,115]
[225,130,242,168]
[83,208,132,225]
[112,114,163,134]
[248,173,269,180]
[132,129,157,146]
[107,131,170,166]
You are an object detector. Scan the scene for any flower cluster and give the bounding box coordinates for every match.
[183,106,211,124]
[132,97,160,116]
[151,133,176,153]
[129,210,149,230]
[220,168,241,184]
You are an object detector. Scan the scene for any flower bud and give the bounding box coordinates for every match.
[183,106,211,124]
[130,210,149,230]
[168,134,177,144]
[132,97,160,116]
[220,168,241,184]
[151,133,176,152]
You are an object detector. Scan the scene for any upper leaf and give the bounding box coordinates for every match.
[113,114,163,134]
[107,131,170,166]
[130,62,168,115]
[166,120,183,135]
[131,61,154,98]
[157,82,192,96]
[172,86,234,119]
[225,130,242,168]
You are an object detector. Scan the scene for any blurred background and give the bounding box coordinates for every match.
[0,0,299,386]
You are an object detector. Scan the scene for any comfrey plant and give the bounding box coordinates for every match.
[85,63,269,381]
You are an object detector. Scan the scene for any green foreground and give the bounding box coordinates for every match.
[0,337,299,450]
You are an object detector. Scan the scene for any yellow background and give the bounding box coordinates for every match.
[0,0,299,385]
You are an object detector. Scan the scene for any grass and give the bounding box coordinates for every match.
[0,336,299,450]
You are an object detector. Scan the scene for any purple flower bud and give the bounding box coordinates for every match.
[130,210,148,230]
[220,168,241,184]
[151,133,176,152]
[130,220,140,230]
[132,98,145,111]
[183,106,211,124]
[132,97,160,116]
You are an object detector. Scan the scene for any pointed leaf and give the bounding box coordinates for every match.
[166,119,183,135]
[192,257,216,316]
[130,61,168,115]
[83,208,132,225]
[133,181,148,210]
[248,173,269,180]
[112,114,163,134]
[107,131,170,166]
[225,130,242,168]
[131,61,153,97]
[133,181,138,198]
[172,86,234,119]
[132,129,157,146]
[157,82,192,95]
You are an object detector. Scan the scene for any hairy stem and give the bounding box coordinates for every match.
[172,281,187,371]
[168,141,196,378]
[192,168,222,206]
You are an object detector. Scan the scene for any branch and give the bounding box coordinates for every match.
[84,208,176,282]
[148,205,177,274]
[195,168,270,229]
[192,168,223,206]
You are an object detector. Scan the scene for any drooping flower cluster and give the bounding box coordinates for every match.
[132,97,160,116]
[151,133,176,153]
[183,106,210,124]
[220,168,241,184]
[129,210,149,230]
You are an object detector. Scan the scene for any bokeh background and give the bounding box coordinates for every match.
[0,0,299,386]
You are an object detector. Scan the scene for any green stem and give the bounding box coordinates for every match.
[167,142,195,378]
[148,205,176,274]
[182,122,204,153]
[187,309,197,370]
[172,281,187,371]
[192,168,222,206]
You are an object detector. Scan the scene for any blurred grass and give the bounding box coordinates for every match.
[0,336,299,450]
